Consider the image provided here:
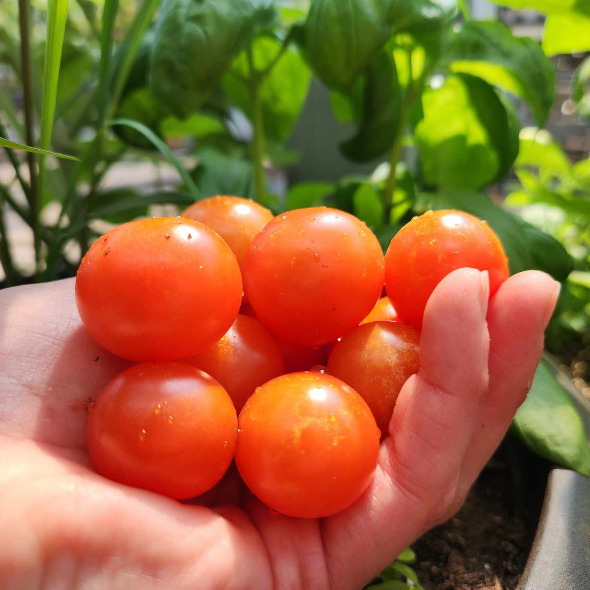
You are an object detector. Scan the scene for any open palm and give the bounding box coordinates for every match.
[0,269,558,590]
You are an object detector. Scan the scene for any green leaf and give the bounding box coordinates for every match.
[223,37,311,143]
[415,74,520,190]
[512,360,590,476]
[161,113,225,139]
[448,21,554,125]
[0,136,78,161]
[516,128,571,178]
[397,547,417,563]
[569,271,590,289]
[39,0,71,193]
[340,50,401,163]
[543,9,590,56]
[302,0,393,90]
[365,582,415,590]
[286,182,334,210]
[389,0,458,32]
[108,118,200,198]
[572,56,590,120]
[193,148,254,199]
[114,88,166,149]
[483,0,577,12]
[150,0,278,118]
[89,189,194,223]
[353,183,384,227]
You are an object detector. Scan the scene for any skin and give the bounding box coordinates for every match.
[0,269,558,589]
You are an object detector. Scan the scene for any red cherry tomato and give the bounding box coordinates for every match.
[243,207,385,347]
[235,372,380,518]
[327,322,420,437]
[360,297,399,324]
[385,210,509,329]
[278,338,327,373]
[182,196,273,268]
[187,314,285,412]
[76,217,242,361]
[87,362,237,499]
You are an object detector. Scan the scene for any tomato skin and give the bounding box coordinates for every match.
[385,210,509,329]
[76,217,242,361]
[243,207,385,347]
[187,314,285,412]
[277,339,327,373]
[327,321,420,438]
[182,196,273,268]
[235,372,380,518]
[360,297,399,324]
[87,362,237,499]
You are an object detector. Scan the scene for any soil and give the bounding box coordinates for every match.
[412,437,549,590]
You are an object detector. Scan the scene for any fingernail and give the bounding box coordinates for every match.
[542,280,561,328]
[480,270,490,316]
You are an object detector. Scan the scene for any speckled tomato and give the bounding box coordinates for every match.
[76,217,242,361]
[182,196,273,268]
[235,372,380,518]
[385,210,509,329]
[327,321,420,437]
[243,207,385,347]
[87,362,237,499]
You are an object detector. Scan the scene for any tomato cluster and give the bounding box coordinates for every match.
[77,198,508,518]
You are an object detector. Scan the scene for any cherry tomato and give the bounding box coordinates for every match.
[385,210,509,329]
[360,297,399,324]
[76,217,242,361]
[187,314,285,412]
[87,362,237,499]
[235,372,380,518]
[278,338,327,373]
[327,322,420,437]
[243,207,385,347]
[182,196,273,268]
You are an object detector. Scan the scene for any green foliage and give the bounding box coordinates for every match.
[512,360,590,476]
[150,0,278,117]
[340,50,402,163]
[448,21,554,125]
[414,74,519,190]
[543,9,590,56]
[302,0,393,91]
[364,546,423,590]
[223,36,311,143]
[572,57,590,120]
[0,137,78,160]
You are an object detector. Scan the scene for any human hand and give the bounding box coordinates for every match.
[0,268,558,589]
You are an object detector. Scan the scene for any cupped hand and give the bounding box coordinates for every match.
[0,269,559,589]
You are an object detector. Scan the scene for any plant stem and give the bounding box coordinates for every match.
[383,110,407,221]
[0,191,16,286]
[247,47,266,204]
[18,0,40,273]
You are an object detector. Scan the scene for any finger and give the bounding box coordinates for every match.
[321,268,490,589]
[455,271,560,501]
[0,279,131,448]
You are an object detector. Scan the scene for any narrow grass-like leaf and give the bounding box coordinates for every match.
[39,0,70,158]
[108,118,200,198]
[97,0,120,128]
[0,136,78,161]
[0,88,24,137]
[110,0,161,116]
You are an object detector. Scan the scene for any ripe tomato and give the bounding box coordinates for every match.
[243,207,385,347]
[187,314,285,412]
[327,321,420,437]
[277,338,327,373]
[182,196,273,268]
[87,362,237,499]
[76,217,242,361]
[235,372,380,518]
[385,210,509,329]
[360,297,399,324]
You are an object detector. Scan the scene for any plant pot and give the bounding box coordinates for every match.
[517,358,590,590]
